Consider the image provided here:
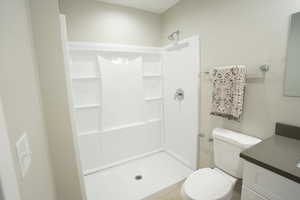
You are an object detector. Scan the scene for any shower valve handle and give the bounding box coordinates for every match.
[174,88,184,101]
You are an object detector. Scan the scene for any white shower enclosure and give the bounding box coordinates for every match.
[64,37,200,199]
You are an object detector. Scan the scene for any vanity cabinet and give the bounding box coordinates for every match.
[241,160,300,200]
[241,186,267,200]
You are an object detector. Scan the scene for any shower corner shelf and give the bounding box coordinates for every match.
[78,130,100,137]
[148,118,162,123]
[71,76,100,80]
[143,74,162,78]
[74,104,100,109]
[145,97,163,101]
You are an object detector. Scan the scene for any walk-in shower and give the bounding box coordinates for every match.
[62,20,200,199]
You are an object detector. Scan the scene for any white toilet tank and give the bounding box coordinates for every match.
[213,128,261,178]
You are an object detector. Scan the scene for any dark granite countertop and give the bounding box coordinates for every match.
[240,135,300,184]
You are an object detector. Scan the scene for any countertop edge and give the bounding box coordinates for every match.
[240,152,300,184]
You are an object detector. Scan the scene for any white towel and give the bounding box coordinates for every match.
[210,65,246,121]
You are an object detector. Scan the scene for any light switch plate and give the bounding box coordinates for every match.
[16,133,32,178]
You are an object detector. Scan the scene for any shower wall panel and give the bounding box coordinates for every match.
[100,57,144,129]
[163,37,200,170]
[67,47,163,173]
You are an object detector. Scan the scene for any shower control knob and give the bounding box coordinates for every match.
[174,88,184,101]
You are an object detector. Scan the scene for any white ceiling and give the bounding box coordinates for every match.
[96,0,180,14]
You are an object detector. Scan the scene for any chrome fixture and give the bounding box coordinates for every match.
[259,64,270,72]
[168,30,180,43]
[174,88,184,101]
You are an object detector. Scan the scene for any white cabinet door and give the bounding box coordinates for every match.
[243,160,300,200]
[242,186,268,200]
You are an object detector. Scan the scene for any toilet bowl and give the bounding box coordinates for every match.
[181,168,237,200]
[181,128,261,200]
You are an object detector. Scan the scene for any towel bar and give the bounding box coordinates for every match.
[201,64,270,79]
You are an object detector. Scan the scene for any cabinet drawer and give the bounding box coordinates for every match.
[243,160,300,200]
[242,186,267,200]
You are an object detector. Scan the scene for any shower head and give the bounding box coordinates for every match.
[168,30,180,42]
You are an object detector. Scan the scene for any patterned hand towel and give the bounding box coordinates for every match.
[210,65,246,121]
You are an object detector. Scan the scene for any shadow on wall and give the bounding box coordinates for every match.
[198,135,214,168]
[0,179,4,200]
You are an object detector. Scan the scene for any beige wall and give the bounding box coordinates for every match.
[0,0,57,200]
[59,0,161,46]
[162,0,300,167]
[29,0,84,200]
[3,1,298,199]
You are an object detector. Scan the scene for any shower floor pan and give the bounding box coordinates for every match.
[84,151,193,200]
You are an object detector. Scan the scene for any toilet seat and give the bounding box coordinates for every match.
[182,168,237,200]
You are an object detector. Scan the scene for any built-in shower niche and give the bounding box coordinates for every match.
[144,78,162,100]
[143,54,163,123]
[145,100,162,121]
[72,79,101,107]
[70,52,102,138]
[75,107,101,134]
[143,54,162,100]
[70,53,100,78]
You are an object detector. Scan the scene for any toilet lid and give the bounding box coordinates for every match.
[183,168,234,200]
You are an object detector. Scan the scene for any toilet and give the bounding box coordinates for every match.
[181,128,261,200]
